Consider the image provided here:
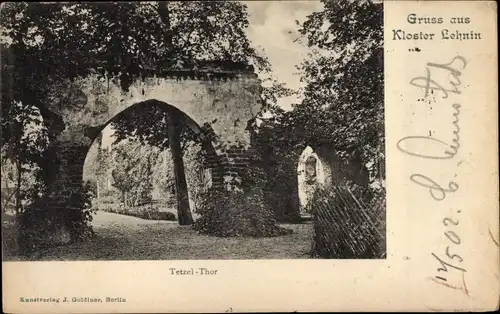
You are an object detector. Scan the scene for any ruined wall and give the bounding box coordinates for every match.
[45,70,263,193]
[285,145,370,219]
[47,72,261,148]
[22,69,265,247]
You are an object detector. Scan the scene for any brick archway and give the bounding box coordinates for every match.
[85,99,225,190]
[42,100,234,238]
[22,68,264,247]
[44,102,223,193]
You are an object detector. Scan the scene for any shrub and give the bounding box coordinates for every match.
[85,180,98,198]
[261,156,302,223]
[100,189,120,198]
[309,183,386,259]
[97,189,118,203]
[18,182,96,255]
[193,151,293,237]
[193,186,291,237]
[144,210,176,221]
[249,142,302,223]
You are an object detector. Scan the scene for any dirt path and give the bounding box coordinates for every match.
[91,210,177,231]
[7,211,314,261]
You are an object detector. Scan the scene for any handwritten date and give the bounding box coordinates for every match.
[400,55,467,292]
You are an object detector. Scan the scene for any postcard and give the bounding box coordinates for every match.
[1,0,498,312]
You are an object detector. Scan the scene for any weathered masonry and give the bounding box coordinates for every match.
[38,65,263,237]
[47,66,261,185]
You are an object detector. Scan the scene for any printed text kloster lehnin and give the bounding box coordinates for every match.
[392,13,482,41]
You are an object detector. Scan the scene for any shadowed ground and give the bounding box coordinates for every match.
[4,211,314,261]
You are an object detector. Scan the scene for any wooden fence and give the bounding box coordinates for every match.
[310,185,386,259]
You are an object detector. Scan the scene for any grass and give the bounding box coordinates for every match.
[3,211,314,261]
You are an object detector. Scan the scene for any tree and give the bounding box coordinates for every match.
[165,111,193,225]
[1,152,17,212]
[152,149,175,201]
[0,2,270,109]
[100,1,273,225]
[110,139,158,207]
[132,150,155,206]
[245,0,384,222]
[293,1,386,255]
[1,2,275,231]
[0,101,48,218]
[94,134,108,201]
[110,141,136,207]
[182,141,207,213]
[294,0,384,184]
[0,1,271,160]
[0,2,277,242]
[260,0,384,186]
[246,82,304,222]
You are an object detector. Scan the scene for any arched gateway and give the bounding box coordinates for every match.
[28,64,263,246]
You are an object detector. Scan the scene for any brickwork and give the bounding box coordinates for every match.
[36,67,263,244]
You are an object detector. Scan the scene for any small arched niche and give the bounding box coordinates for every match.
[297,146,326,214]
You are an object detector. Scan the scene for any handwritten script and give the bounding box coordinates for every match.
[398,56,468,294]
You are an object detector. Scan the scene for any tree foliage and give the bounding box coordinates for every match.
[253,0,384,182]
[110,139,157,207]
[295,0,384,172]
[246,0,384,221]
[151,149,175,198]
[1,101,48,165]
[0,2,279,243]
[0,1,271,156]
[111,103,199,154]
[0,2,269,108]
[193,153,290,237]
[0,101,49,217]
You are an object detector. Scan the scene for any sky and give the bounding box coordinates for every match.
[245,0,323,109]
[100,1,324,146]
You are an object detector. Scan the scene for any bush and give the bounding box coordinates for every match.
[261,158,302,223]
[100,204,177,221]
[309,183,386,259]
[100,189,119,198]
[248,133,303,223]
[193,151,292,237]
[18,182,96,255]
[193,186,291,237]
[85,180,98,198]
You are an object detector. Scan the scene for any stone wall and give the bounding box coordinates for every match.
[20,68,264,246]
[47,72,262,146]
[44,69,263,192]
[270,144,370,221]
